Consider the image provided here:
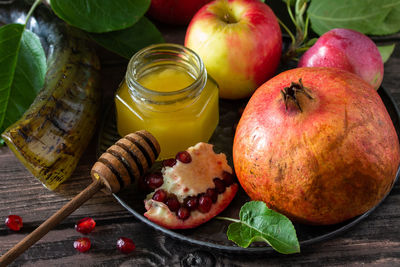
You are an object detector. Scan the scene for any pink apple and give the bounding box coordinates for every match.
[298,28,383,89]
[185,0,282,99]
[148,0,212,25]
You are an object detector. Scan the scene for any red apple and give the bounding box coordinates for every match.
[185,0,282,99]
[298,28,383,90]
[148,0,212,25]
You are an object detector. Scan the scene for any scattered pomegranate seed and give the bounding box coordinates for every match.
[213,178,226,194]
[177,206,190,220]
[176,151,192,163]
[184,196,198,211]
[5,215,23,231]
[74,237,91,253]
[222,171,234,186]
[152,189,167,202]
[145,172,164,189]
[166,195,180,212]
[75,217,96,234]
[117,237,135,254]
[162,158,177,167]
[206,188,218,203]
[198,195,212,213]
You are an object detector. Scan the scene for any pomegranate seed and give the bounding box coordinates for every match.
[166,195,180,212]
[145,172,164,189]
[213,178,226,194]
[74,237,91,253]
[75,217,96,234]
[206,188,218,203]
[184,196,198,211]
[162,158,177,167]
[5,215,23,231]
[222,171,234,186]
[198,195,212,213]
[152,189,167,203]
[176,151,192,163]
[117,237,135,254]
[177,206,190,220]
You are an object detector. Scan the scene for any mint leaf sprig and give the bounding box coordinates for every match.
[217,201,300,254]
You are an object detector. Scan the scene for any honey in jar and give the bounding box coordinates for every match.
[115,44,219,159]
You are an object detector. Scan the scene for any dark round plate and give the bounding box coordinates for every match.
[98,86,400,253]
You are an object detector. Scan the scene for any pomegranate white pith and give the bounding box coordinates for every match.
[144,142,238,229]
[159,142,232,202]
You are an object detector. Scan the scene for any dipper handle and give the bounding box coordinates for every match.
[0,130,160,267]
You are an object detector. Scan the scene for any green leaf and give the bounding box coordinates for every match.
[308,0,400,36]
[378,44,396,63]
[226,201,300,254]
[49,0,150,33]
[0,24,24,128]
[0,25,46,133]
[369,5,400,35]
[90,17,164,59]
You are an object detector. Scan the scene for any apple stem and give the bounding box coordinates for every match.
[280,79,313,112]
[222,12,237,24]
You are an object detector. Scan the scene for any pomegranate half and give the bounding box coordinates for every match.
[233,67,400,225]
[144,142,238,229]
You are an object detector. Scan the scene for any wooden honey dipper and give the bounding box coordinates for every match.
[0,130,160,266]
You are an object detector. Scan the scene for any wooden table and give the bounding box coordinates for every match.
[1,24,400,266]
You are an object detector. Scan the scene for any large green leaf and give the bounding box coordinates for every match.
[369,5,400,35]
[49,0,151,33]
[90,17,164,59]
[0,24,46,133]
[308,0,400,36]
[226,201,300,254]
[0,24,24,128]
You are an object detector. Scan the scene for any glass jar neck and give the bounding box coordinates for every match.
[125,43,207,111]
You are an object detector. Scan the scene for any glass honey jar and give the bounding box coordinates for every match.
[115,43,219,159]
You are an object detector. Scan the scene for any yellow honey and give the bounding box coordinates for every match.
[115,44,219,159]
[138,68,194,93]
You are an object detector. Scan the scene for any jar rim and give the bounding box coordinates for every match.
[125,43,206,97]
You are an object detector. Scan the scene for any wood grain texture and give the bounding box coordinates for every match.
[0,24,400,267]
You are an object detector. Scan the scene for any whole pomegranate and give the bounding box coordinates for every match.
[233,67,400,225]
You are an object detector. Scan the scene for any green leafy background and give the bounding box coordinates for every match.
[308,0,400,35]
[0,24,46,133]
[50,0,151,33]
[90,17,164,59]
